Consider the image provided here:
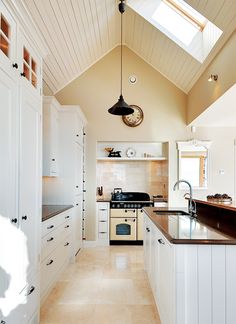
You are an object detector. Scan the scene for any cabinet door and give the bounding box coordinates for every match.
[0,67,18,223]
[143,215,152,277]
[18,31,41,96]
[73,196,83,254]
[158,231,174,324]
[19,87,41,276]
[74,143,83,195]
[0,2,17,69]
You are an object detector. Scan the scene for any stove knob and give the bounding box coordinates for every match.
[130,204,133,208]
[127,204,130,208]
[117,204,120,208]
[138,204,141,208]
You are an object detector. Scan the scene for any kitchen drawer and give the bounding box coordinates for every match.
[97,202,109,210]
[42,211,72,237]
[98,232,108,239]
[98,221,108,232]
[62,219,72,237]
[41,225,63,261]
[41,247,61,296]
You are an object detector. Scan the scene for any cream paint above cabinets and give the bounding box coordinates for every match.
[21,0,236,95]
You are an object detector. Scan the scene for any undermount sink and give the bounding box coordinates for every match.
[154,210,190,216]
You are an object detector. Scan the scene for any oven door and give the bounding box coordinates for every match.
[110,217,136,240]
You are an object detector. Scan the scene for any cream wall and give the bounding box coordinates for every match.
[55,46,236,241]
[187,31,236,124]
[56,46,187,240]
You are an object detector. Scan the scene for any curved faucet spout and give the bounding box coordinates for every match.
[173,179,196,217]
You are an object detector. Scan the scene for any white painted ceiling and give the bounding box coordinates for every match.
[22,0,236,95]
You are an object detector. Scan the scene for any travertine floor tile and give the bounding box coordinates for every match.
[40,246,161,323]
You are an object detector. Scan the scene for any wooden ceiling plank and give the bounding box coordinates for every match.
[24,0,70,88]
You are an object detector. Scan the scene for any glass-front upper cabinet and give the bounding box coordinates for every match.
[0,2,16,67]
[18,31,41,94]
[177,139,212,189]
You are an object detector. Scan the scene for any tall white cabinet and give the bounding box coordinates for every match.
[0,1,45,323]
[42,99,87,257]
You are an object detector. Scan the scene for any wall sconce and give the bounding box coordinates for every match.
[208,74,218,82]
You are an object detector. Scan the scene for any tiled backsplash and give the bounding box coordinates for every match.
[96,160,168,198]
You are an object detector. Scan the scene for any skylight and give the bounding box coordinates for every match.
[152,0,206,46]
[127,0,223,63]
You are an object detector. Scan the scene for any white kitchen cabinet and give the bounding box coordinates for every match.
[96,202,110,246]
[73,195,83,254]
[0,2,44,323]
[43,97,60,177]
[40,209,73,303]
[143,213,236,324]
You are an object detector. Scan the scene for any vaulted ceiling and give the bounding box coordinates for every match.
[22,0,236,95]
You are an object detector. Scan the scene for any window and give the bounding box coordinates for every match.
[152,0,206,46]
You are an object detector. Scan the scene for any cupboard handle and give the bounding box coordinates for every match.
[1,321,6,324]
[11,218,18,223]
[146,227,150,232]
[76,134,79,137]
[47,225,54,229]
[100,209,106,211]
[22,215,27,220]
[100,220,106,222]
[65,216,70,219]
[65,225,70,228]
[20,72,26,77]
[64,242,69,246]
[52,158,55,161]
[133,219,136,222]
[26,285,35,296]
[12,62,18,69]
[47,237,54,242]
[158,238,165,245]
[99,231,106,233]
[76,203,79,206]
[46,259,54,266]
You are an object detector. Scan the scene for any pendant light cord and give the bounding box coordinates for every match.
[120,8,123,96]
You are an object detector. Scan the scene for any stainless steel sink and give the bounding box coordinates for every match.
[154,210,190,216]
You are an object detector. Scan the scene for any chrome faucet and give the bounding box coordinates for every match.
[173,180,196,217]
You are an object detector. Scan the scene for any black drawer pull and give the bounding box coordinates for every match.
[47,237,54,242]
[46,259,54,266]
[133,219,136,222]
[99,231,107,234]
[20,72,26,77]
[158,238,165,245]
[47,225,54,229]
[26,285,35,296]
[100,220,106,222]
[65,225,70,228]
[64,242,69,246]
[146,227,150,232]
[100,209,107,211]
[11,218,18,223]
[22,215,27,220]
[65,216,70,219]
[1,320,6,324]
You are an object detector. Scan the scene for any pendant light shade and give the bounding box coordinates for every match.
[108,0,134,116]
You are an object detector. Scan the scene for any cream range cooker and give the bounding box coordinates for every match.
[110,191,153,244]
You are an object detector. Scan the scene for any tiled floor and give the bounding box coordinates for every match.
[40,246,161,324]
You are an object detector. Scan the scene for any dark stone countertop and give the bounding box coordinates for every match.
[143,207,236,245]
[42,205,73,222]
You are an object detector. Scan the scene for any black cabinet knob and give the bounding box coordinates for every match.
[65,225,70,228]
[22,215,27,220]
[46,259,54,266]
[11,218,17,223]
[158,238,165,245]
[64,242,69,246]
[52,158,55,161]
[65,216,70,219]
[47,225,54,229]
[12,62,18,69]
[47,237,54,242]
[20,72,26,77]
[26,285,35,296]
[1,320,6,324]
[146,227,150,232]
[76,186,79,188]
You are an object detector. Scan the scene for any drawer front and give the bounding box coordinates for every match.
[98,232,108,239]
[41,248,60,296]
[98,221,108,233]
[41,225,63,261]
[42,210,72,237]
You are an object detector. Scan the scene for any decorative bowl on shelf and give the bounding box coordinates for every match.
[104,147,114,153]
[207,193,232,204]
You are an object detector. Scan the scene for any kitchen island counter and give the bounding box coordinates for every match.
[143,206,236,244]
[42,204,73,222]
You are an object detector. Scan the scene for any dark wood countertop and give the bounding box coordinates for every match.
[42,205,73,222]
[143,207,236,245]
[194,198,236,211]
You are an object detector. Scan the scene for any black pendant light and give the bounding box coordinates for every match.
[108,0,134,116]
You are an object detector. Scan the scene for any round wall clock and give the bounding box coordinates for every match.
[122,105,144,127]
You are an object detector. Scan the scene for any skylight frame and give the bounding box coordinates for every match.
[163,0,206,32]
